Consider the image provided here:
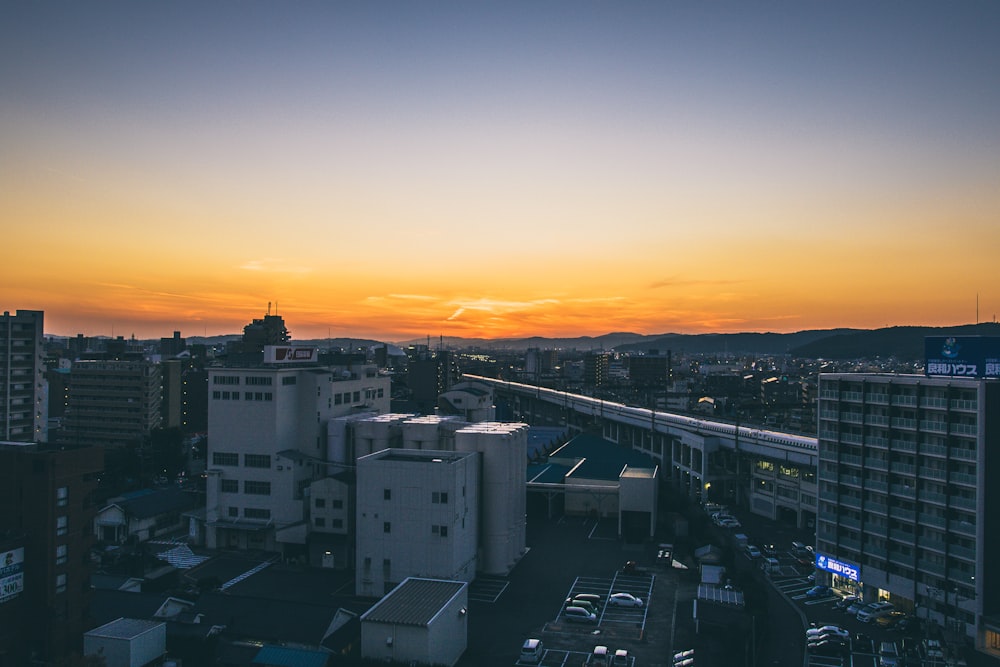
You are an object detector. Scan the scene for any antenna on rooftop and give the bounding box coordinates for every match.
[267,301,271,316]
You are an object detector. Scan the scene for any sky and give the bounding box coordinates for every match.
[3,2,999,343]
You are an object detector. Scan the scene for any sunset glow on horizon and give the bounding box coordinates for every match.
[3,2,999,343]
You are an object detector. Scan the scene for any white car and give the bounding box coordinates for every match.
[805,625,849,639]
[608,592,644,607]
[744,545,761,558]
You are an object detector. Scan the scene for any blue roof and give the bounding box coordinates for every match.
[550,433,656,481]
[253,645,329,667]
[527,462,571,484]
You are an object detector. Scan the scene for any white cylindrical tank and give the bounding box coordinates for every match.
[455,422,528,575]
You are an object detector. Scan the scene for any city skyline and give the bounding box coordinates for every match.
[3,2,999,341]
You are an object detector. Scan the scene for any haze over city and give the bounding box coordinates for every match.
[3,2,998,342]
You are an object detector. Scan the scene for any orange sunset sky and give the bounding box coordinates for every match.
[3,2,999,343]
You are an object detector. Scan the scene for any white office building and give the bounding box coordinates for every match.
[204,346,390,557]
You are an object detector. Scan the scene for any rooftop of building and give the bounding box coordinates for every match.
[85,617,164,639]
[360,577,465,627]
[549,433,657,482]
[367,449,473,465]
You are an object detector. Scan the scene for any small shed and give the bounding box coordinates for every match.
[84,618,166,667]
[360,577,468,667]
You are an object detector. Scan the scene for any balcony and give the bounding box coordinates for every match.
[951,448,977,462]
[889,484,915,499]
[949,545,977,562]
[864,457,888,471]
[917,513,946,529]
[918,467,947,482]
[890,507,916,521]
[950,422,978,436]
[891,395,917,407]
[949,399,977,412]
[919,421,948,434]
[890,439,916,453]
[950,495,976,510]
[891,417,916,429]
[920,444,948,457]
[950,472,977,487]
[948,520,976,537]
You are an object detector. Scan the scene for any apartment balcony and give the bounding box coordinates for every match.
[920,491,948,506]
[865,393,890,405]
[949,545,977,562]
[891,417,917,430]
[889,484,915,499]
[950,422,978,436]
[866,480,888,493]
[863,457,888,471]
[890,462,916,476]
[951,448,977,462]
[948,520,976,537]
[950,472,977,488]
[920,444,948,457]
[950,495,977,510]
[890,507,915,522]
[919,396,948,409]
[919,421,948,434]
[918,467,947,482]
[890,439,916,453]
[949,399,978,412]
[917,513,946,529]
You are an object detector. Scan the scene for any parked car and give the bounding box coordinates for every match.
[875,611,908,629]
[573,593,603,606]
[806,585,833,599]
[834,594,860,610]
[846,599,868,615]
[589,645,610,666]
[808,639,849,655]
[744,545,762,559]
[520,638,544,664]
[608,592,643,607]
[564,606,598,623]
[808,634,848,647]
[806,625,849,639]
[612,649,629,666]
[566,598,598,614]
[857,601,896,623]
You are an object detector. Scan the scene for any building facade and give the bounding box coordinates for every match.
[0,309,47,443]
[355,449,480,597]
[816,372,998,657]
[61,359,162,448]
[0,441,103,665]
[204,348,391,558]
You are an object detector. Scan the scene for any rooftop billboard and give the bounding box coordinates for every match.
[925,336,1000,379]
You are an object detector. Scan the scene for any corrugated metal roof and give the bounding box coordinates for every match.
[361,578,465,626]
[86,617,163,639]
[252,645,329,667]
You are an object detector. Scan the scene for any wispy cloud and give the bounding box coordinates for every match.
[239,258,312,274]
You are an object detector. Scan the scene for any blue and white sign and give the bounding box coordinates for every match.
[815,553,860,582]
[925,336,1000,378]
[0,548,24,604]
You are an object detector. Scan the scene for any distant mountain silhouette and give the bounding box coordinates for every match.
[787,323,1000,360]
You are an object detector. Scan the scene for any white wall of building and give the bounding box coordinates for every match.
[355,449,479,597]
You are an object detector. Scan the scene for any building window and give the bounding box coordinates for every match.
[228,507,239,517]
[244,480,271,495]
[245,376,273,386]
[220,479,239,493]
[213,452,239,466]
[55,544,67,565]
[56,486,68,507]
[332,499,343,509]
[332,519,343,528]
[314,517,326,528]
[334,393,342,405]
[56,515,67,536]
[55,573,67,594]
[383,488,391,500]
[383,522,391,533]
[353,391,361,402]
[244,454,271,468]
[314,498,326,508]
[244,507,271,520]
[432,491,449,504]
[432,525,449,537]
[213,375,240,385]
[282,376,297,385]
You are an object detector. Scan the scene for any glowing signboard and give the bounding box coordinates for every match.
[815,553,859,582]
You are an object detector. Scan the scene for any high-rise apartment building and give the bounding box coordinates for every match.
[816,349,999,657]
[584,352,610,387]
[60,359,162,448]
[0,309,47,443]
[0,441,103,665]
